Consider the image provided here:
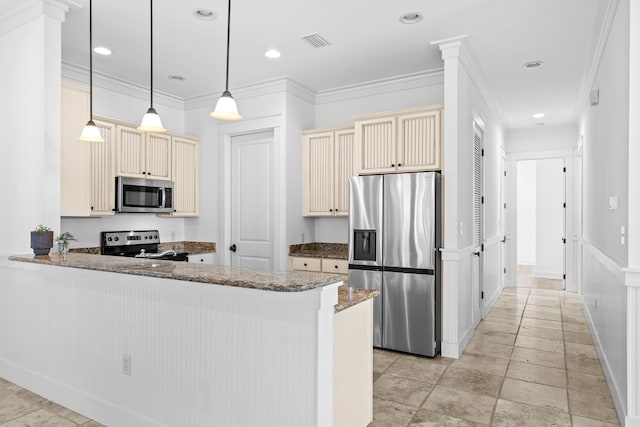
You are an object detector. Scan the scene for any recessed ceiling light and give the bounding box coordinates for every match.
[168,75,186,81]
[193,8,216,20]
[533,113,545,118]
[523,60,544,70]
[94,46,111,55]
[264,49,281,59]
[399,12,423,24]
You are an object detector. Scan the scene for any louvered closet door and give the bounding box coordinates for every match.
[172,137,199,216]
[304,132,335,216]
[356,117,396,174]
[397,110,441,172]
[334,129,355,216]
[472,123,484,324]
[89,120,116,216]
[145,133,172,180]
[116,125,145,178]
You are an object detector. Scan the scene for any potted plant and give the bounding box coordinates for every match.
[56,231,76,258]
[30,225,53,256]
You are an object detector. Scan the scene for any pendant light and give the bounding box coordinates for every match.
[210,0,242,121]
[78,0,104,142]
[138,0,166,132]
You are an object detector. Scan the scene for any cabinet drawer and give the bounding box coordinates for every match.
[290,257,322,272]
[321,259,348,274]
[188,253,215,264]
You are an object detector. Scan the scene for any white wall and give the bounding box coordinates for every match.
[516,160,536,265]
[0,5,65,256]
[507,124,578,153]
[535,158,565,278]
[578,0,630,422]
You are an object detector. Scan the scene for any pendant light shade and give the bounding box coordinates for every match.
[210,0,242,121]
[78,0,104,142]
[138,0,166,132]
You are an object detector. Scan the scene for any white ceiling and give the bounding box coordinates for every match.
[59,0,604,129]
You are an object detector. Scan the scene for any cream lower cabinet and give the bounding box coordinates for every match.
[302,126,355,217]
[61,83,116,217]
[116,124,172,181]
[354,105,442,175]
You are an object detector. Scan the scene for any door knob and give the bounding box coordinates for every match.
[473,251,481,257]
[229,244,237,252]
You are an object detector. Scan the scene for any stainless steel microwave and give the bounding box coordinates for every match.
[115,176,173,213]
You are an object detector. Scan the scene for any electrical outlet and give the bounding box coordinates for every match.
[122,354,131,376]
[459,222,464,236]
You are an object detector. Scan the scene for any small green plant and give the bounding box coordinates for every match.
[34,224,51,232]
[56,232,76,244]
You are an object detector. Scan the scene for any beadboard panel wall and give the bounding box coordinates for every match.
[0,258,339,427]
[582,242,628,425]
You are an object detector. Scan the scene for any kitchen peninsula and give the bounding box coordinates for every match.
[2,254,376,427]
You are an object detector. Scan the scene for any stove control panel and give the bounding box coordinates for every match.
[101,230,160,247]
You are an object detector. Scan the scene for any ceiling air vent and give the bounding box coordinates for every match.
[300,33,331,48]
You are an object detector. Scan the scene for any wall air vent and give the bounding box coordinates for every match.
[300,33,331,48]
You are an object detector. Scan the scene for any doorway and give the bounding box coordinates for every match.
[515,158,565,290]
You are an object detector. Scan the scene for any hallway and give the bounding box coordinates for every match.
[370,287,619,426]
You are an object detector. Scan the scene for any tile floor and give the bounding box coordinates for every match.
[0,288,619,427]
[0,378,103,426]
[370,287,621,426]
[517,265,564,290]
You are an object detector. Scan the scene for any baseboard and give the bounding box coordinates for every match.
[626,415,640,427]
[583,302,627,426]
[0,358,161,427]
[533,271,564,280]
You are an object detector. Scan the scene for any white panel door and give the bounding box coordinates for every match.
[231,131,274,269]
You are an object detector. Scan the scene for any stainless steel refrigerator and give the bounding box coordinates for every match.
[348,172,441,357]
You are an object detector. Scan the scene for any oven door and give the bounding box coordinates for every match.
[116,177,173,213]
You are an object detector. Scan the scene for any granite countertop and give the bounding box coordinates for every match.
[9,253,340,293]
[69,241,217,255]
[289,243,348,260]
[335,287,378,313]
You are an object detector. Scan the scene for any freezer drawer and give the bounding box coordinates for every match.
[348,268,382,347]
[382,271,437,356]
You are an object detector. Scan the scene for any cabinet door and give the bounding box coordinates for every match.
[334,129,355,216]
[397,109,441,172]
[89,120,116,216]
[61,82,90,216]
[171,136,199,216]
[145,133,172,180]
[116,124,145,178]
[355,116,396,175]
[303,131,335,216]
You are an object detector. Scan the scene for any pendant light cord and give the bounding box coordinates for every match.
[89,0,93,119]
[150,0,154,108]
[225,0,231,91]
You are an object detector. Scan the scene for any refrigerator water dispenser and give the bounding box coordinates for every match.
[353,230,377,261]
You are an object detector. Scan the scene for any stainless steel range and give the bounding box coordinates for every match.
[100,230,188,261]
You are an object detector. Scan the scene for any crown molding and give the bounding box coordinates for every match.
[0,0,79,37]
[62,61,185,111]
[315,69,444,105]
[431,35,505,129]
[576,0,619,120]
[183,76,315,111]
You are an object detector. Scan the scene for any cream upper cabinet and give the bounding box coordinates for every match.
[354,105,442,175]
[88,120,117,215]
[60,83,116,217]
[170,136,199,216]
[116,124,171,180]
[396,108,441,172]
[302,126,355,217]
